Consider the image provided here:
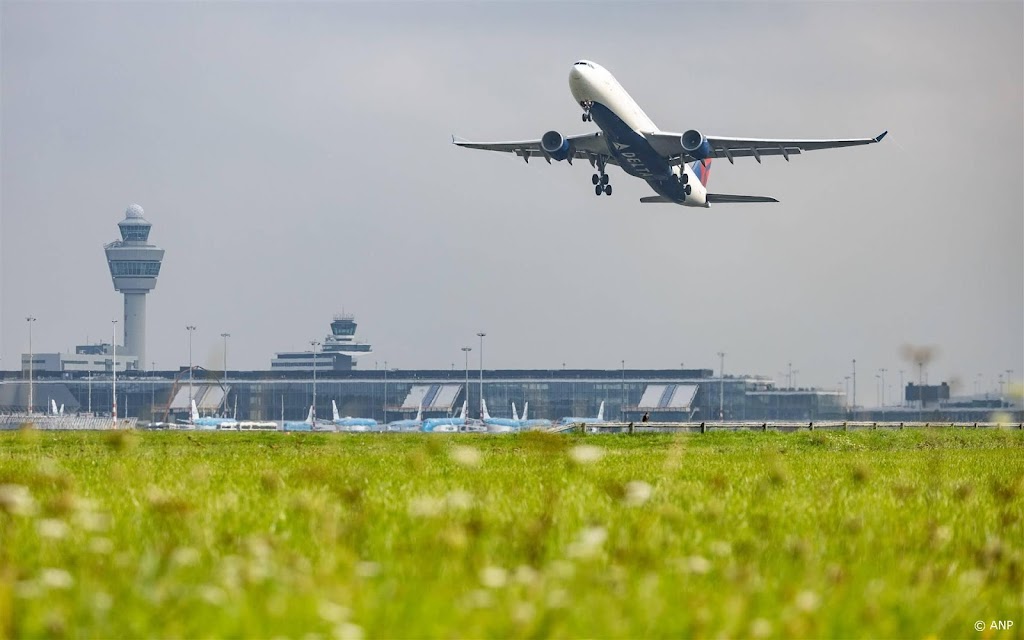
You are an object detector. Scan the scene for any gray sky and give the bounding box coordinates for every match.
[2,1,1022,397]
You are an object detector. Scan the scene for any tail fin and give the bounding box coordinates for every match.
[305,405,314,424]
[59,403,64,416]
[415,403,423,422]
[481,398,491,420]
[332,400,341,422]
[191,399,200,422]
[512,402,519,422]
[597,401,605,421]
[522,402,528,421]
[459,400,467,420]
[51,399,58,415]
[691,158,712,187]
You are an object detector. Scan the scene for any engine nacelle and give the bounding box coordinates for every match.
[681,129,713,160]
[540,130,571,162]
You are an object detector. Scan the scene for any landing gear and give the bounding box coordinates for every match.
[595,185,603,196]
[684,184,692,196]
[600,174,609,185]
[604,184,612,196]
[592,171,612,196]
[592,174,600,185]
[580,101,593,122]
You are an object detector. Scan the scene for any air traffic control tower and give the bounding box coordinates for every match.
[104,204,164,369]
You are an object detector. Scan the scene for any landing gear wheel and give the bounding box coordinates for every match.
[582,113,588,122]
[592,174,600,185]
[684,184,692,196]
[604,184,612,196]
[681,173,689,184]
[595,185,603,196]
[600,174,609,185]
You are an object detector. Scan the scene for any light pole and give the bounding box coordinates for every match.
[879,368,887,407]
[112,319,118,424]
[717,351,725,420]
[461,347,472,416]
[787,361,793,388]
[221,333,230,378]
[899,369,905,406]
[852,358,857,412]
[310,340,321,423]
[621,359,626,420]
[477,332,486,419]
[186,325,196,417]
[25,316,36,414]
[844,376,851,409]
[384,360,388,424]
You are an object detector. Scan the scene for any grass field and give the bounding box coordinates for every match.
[1,428,1022,638]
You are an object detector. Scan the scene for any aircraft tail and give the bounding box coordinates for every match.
[51,399,58,415]
[458,400,467,420]
[691,158,712,186]
[597,401,605,421]
[522,402,528,421]
[191,399,200,422]
[512,402,519,422]
[305,405,314,424]
[332,400,341,422]
[59,403,64,416]
[481,398,491,421]
[415,403,423,422]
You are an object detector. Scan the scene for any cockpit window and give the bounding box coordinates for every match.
[574,61,594,68]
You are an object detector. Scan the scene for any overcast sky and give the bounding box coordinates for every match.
[2,1,1021,398]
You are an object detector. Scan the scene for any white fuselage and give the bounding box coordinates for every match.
[568,61,707,206]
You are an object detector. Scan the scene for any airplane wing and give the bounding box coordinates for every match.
[644,131,887,164]
[452,133,618,166]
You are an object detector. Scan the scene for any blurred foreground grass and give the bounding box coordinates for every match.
[1,429,1022,638]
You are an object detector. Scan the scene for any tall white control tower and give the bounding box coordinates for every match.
[104,204,164,369]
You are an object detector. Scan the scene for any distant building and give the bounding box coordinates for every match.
[905,382,950,407]
[271,314,373,372]
[22,343,138,374]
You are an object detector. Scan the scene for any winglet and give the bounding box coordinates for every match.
[874,130,888,143]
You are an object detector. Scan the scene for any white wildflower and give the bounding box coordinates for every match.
[446,490,474,511]
[513,565,539,586]
[512,601,536,624]
[546,588,569,609]
[0,484,37,517]
[686,555,712,575]
[710,540,733,557]
[170,547,201,568]
[480,566,508,589]
[89,537,114,555]
[450,445,482,468]
[407,495,444,518]
[623,480,653,506]
[318,601,350,624]
[93,591,113,612]
[37,518,69,540]
[40,568,74,590]
[795,589,821,612]
[567,526,607,559]
[568,444,604,464]
[199,585,226,606]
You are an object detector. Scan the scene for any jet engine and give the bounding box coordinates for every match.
[540,130,572,162]
[681,129,713,160]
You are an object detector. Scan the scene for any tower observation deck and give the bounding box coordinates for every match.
[104,204,164,368]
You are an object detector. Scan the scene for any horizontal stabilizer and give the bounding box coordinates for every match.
[707,193,778,204]
[639,196,674,204]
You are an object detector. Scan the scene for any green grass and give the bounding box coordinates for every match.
[1,429,1022,638]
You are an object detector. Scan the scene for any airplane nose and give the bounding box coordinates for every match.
[569,65,583,83]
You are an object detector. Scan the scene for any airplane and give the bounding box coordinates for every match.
[454,60,886,206]
[50,399,64,416]
[332,400,378,432]
[387,404,424,432]
[182,399,238,430]
[283,406,315,432]
[559,401,606,427]
[517,402,553,430]
[480,399,522,433]
[421,401,469,433]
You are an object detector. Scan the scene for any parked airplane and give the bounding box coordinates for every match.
[517,402,553,430]
[387,404,424,432]
[455,60,885,206]
[50,399,64,416]
[183,399,238,430]
[332,400,378,432]
[283,406,315,432]
[421,401,470,433]
[480,399,522,432]
[559,401,606,426]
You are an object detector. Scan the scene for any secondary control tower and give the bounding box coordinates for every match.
[104,204,164,368]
